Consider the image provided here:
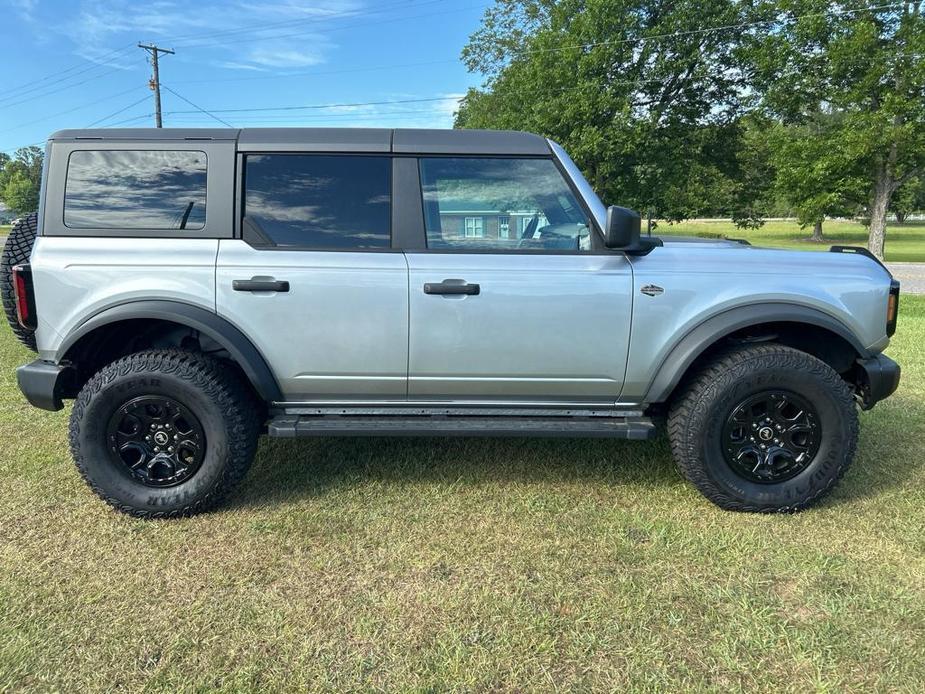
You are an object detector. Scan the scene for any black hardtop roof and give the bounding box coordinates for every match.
[47,127,551,155]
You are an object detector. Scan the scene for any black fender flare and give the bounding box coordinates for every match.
[643,302,870,403]
[57,300,283,402]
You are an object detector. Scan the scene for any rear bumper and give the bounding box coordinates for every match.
[855,353,901,410]
[17,360,73,411]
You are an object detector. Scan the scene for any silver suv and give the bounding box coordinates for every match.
[2,127,901,517]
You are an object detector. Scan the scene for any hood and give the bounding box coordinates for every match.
[658,235,752,248]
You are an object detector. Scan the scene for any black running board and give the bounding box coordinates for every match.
[268,415,657,440]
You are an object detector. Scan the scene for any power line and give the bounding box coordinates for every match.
[4,86,146,132]
[510,2,907,58]
[160,85,235,127]
[0,44,135,100]
[0,62,132,110]
[85,94,155,128]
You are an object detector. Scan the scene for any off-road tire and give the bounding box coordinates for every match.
[668,344,858,512]
[69,349,260,518]
[1,212,38,352]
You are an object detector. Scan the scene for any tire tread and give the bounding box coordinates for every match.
[68,349,258,518]
[667,343,858,513]
[1,212,38,352]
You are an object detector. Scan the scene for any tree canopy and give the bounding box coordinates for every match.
[457,0,925,255]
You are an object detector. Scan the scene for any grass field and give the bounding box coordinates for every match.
[659,219,925,263]
[1,302,924,691]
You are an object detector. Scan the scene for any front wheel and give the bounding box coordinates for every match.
[667,344,859,512]
[69,350,260,518]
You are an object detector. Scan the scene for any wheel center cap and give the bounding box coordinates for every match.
[758,426,774,441]
[153,431,169,445]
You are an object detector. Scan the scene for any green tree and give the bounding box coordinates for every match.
[890,175,925,223]
[768,118,867,240]
[456,0,746,220]
[0,145,43,216]
[2,171,40,216]
[745,1,925,258]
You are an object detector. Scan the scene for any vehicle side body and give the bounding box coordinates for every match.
[5,127,900,516]
[21,127,897,413]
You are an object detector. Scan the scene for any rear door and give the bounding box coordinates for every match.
[405,156,633,403]
[216,152,408,402]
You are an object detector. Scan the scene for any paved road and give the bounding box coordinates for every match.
[887,263,925,295]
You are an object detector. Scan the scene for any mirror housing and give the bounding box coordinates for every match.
[604,206,661,255]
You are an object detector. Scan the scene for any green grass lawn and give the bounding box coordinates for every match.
[659,219,925,263]
[1,302,924,691]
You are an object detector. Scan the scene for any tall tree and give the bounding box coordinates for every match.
[456,0,746,220]
[745,1,925,258]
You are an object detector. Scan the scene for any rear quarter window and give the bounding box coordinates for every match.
[64,150,207,230]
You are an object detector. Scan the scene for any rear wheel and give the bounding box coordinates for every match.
[69,349,260,518]
[667,344,858,512]
[1,212,38,351]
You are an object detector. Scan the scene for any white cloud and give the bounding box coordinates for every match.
[246,47,328,69]
[57,0,358,70]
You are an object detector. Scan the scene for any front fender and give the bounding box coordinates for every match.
[628,302,869,404]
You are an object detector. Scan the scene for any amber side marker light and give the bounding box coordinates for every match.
[887,280,900,337]
[12,264,37,331]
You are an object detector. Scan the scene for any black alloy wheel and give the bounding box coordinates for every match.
[106,395,206,487]
[721,390,820,483]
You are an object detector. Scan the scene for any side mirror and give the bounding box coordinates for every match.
[604,205,662,255]
[604,206,641,249]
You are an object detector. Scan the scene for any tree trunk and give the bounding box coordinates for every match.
[868,167,892,259]
[896,211,906,224]
[811,220,824,242]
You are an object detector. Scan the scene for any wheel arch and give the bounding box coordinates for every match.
[57,300,283,403]
[644,302,870,405]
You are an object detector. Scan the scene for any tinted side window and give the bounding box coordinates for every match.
[419,157,591,251]
[65,150,207,230]
[243,154,391,249]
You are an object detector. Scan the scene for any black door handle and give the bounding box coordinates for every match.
[232,278,290,292]
[424,280,480,296]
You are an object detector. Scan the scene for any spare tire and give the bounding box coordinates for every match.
[1,212,38,352]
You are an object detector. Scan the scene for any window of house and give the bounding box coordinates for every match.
[243,154,390,249]
[419,157,591,251]
[464,217,484,238]
[64,150,207,230]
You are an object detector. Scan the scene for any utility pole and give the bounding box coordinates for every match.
[138,43,174,128]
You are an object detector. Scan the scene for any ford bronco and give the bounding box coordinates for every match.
[1,127,901,517]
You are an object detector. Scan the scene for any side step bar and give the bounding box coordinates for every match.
[268,415,657,440]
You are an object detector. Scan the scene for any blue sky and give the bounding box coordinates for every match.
[0,0,489,153]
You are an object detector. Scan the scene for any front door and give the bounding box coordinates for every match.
[406,156,633,403]
[216,153,408,402]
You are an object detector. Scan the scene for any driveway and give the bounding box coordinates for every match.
[887,263,925,295]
